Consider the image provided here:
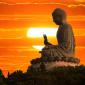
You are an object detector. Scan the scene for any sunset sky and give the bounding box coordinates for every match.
[0,0,85,76]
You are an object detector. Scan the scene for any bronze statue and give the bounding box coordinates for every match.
[41,8,75,58]
[30,8,80,71]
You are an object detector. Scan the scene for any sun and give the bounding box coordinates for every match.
[27,27,58,50]
[27,27,58,38]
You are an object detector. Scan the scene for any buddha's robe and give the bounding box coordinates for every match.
[42,23,75,58]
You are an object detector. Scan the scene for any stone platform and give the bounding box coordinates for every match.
[30,61,79,71]
[29,56,80,72]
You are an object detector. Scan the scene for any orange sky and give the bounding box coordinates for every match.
[0,0,85,76]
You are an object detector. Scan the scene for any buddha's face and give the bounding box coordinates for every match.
[52,14,65,25]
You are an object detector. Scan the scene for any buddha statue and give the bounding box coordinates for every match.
[40,8,76,59]
[30,8,80,72]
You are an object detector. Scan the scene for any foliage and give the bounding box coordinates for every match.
[0,65,85,85]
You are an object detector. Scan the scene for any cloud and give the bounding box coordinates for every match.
[75,0,85,2]
[0,0,85,3]
[0,1,84,7]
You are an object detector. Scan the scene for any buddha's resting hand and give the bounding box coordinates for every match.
[43,34,52,45]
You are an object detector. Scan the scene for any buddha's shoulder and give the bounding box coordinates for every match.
[63,23,72,29]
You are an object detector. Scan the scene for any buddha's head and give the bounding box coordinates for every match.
[52,8,67,25]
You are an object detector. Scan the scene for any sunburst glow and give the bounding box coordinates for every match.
[27,27,58,38]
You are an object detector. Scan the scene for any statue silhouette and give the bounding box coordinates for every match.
[42,8,75,58]
[30,8,80,72]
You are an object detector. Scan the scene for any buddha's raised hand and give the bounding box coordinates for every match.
[43,34,52,45]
